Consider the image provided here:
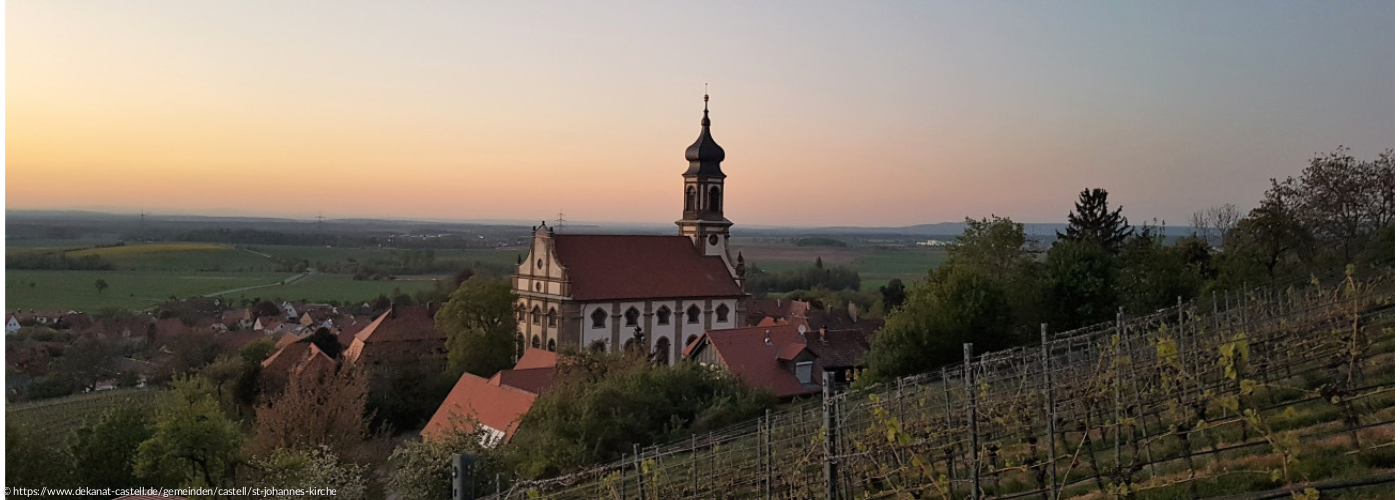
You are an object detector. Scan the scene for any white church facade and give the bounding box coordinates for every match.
[512,95,749,364]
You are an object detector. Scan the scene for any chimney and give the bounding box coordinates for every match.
[763,329,771,345]
[388,306,397,320]
[426,302,437,317]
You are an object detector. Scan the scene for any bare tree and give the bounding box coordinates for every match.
[1190,204,1240,248]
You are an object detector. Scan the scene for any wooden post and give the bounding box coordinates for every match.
[1041,325,1058,500]
[691,435,698,496]
[965,343,980,500]
[1114,309,1123,499]
[823,371,838,500]
[941,366,958,487]
[634,443,643,500]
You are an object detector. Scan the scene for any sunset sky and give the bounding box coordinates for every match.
[7,1,1395,227]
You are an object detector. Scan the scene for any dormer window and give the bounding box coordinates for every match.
[796,361,814,384]
[591,308,608,329]
[656,305,671,326]
[624,307,640,327]
[686,304,701,324]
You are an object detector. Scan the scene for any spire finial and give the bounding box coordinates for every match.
[701,83,711,126]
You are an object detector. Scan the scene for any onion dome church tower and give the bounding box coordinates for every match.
[677,93,743,280]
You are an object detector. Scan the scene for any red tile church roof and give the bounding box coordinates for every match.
[552,235,744,301]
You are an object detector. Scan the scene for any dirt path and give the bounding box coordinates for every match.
[201,271,312,298]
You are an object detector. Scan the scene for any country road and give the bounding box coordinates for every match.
[201,270,313,298]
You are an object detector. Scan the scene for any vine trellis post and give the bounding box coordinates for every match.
[1041,324,1058,500]
[965,343,980,500]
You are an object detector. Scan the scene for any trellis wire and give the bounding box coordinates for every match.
[485,278,1395,500]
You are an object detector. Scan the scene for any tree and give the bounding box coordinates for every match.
[946,216,1033,285]
[7,422,74,489]
[877,278,907,313]
[252,366,371,459]
[438,277,517,378]
[251,300,282,318]
[135,376,245,488]
[53,336,119,391]
[862,264,1013,383]
[1267,147,1394,262]
[1038,239,1118,331]
[1117,223,1203,314]
[1058,188,1133,253]
[1191,203,1241,248]
[388,427,496,500]
[71,404,156,490]
[94,279,109,295]
[256,447,369,500]
[507,351,774,478]
[1223,191,1312,280]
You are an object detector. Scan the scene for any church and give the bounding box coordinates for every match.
[512,95,749,364]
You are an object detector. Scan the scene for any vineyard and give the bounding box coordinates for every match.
[487,277,1394,500]
[6,388,167,441]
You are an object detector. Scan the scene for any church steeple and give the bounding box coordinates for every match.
[684,93,726,177]
[677,91,739,284]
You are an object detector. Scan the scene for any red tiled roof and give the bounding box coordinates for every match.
[688,325,821,399]
[801,328,871,369]
[775,343,808,361]
[275,333,300,349]
[355,306,443,343]
[215,330,264,351]
[261,341,336,380]
[513,348,557,370]
[494,367,555,394]
[423,372,538,444]
[552,235,744,301]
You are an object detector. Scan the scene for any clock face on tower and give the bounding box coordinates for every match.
[708,235,719,245]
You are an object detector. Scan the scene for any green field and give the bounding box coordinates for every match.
[7,270,290,311]
[214,273,443,305]
[735,241,946,290]
[253,245,521,271]
[67,243,278,272]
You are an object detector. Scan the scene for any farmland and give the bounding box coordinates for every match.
[7,270,291,311]
[213,273,443,305]
[734,239,947,290]
[6,237,945,311]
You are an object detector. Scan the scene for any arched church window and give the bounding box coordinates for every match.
[654,337,671,366]
[716,303,730,323]
[708,187,721,212]
[547,307,557,328]
[624,307,640,327]
[531,305,541,325]
[686,304,701,324]
[531,335,541,348]
[547,339,557,352]
[591,308,608,329]
[656,305,671,326]
[686,187,696,211]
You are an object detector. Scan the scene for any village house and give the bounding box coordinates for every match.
[512,95,748,364]
[423,348,558,447]
[683,324,872,399]
[342,304,447,371]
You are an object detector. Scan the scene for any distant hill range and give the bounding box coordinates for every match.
[6,210,1196,240]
